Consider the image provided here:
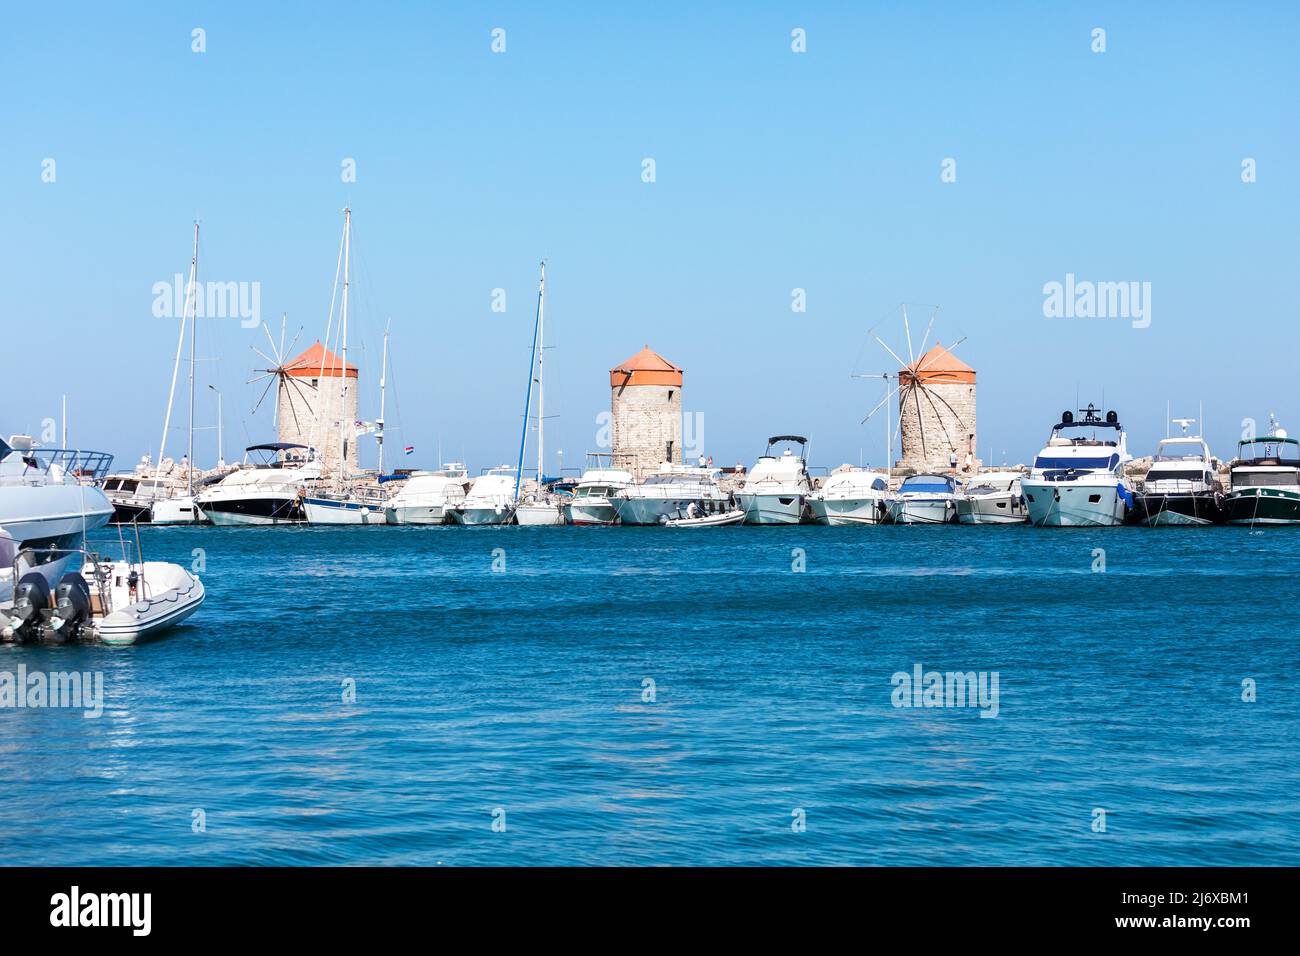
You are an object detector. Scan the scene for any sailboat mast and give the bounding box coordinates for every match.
[157,224,198,478]
[536,262,545,493]
[338,207,351,482]
[378,322,389,475]
[513,264,543,501]
[186,221,199,496]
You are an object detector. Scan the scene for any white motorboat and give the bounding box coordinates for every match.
[661,504,746,527]
[957,471,1029,524]
[0,434,115,605]
[194,443,321,526]
[614,464,730,526]
[303,486,388,524]
[384,465,468,524]
[1022,406,1134,527]
[563,464,635,526]
[887,473,962,524]
[1133,420,1227,526]
[449,468,518,525]
[735,435,813,524]
[807,469,890,525]
[2,548,203,646]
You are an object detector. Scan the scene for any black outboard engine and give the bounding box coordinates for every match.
[39,573,92,644]
[2,572,51,643]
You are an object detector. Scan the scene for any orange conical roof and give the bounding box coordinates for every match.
[610,345,682,387]
[900,342,974,385]
[284,341,358,379]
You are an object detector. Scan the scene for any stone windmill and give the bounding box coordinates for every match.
[861,306,977,474]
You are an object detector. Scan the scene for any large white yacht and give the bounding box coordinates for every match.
[807,469,890,525]
[0,434,114,605]
[1225,416,1300,525]
[194,443,322,526]
[735,435,813,524]
[1133,420,1226,526]
[614,464,730,526]
[448,467,519,526]
[886,473,962,524]
[956,471,1029,524]
[384,464,469,525]
[563,464,635,526]
[1021,406,1134,527]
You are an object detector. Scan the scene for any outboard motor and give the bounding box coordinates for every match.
[39,572,92,644]
[2,572,51,643]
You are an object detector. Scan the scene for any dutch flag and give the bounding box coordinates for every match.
[404,445,415,456]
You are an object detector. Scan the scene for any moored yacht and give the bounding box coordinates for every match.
[1021,406,1134,527]
[807,469,890,525]
[735,435,813,524]
[194,443,321,526]
[448,467,518,525]
[614,464,729,526]
[1133,420,1227,526]
[1225,417,1300,524]
[384,464,468,525]
[0,434,114,605]
[886,473,962,524]
[957,471,1028,524]
[562,464,635,526]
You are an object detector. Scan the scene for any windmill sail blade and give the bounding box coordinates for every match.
[914,335,968,376]
[861,382,902,424]
[870,332,910,371]
[250,375,276,415]
[912,385,928,457]
[915,308,937,363]
[918,385,957,451]
[902,305,914,365]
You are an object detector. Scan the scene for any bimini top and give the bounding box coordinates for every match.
[767,435,808,446]
[610,346,683,388]
[246,442,313,453]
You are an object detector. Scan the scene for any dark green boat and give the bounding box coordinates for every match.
[1225,422,1300,525]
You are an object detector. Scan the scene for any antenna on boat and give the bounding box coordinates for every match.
[1171,418,1195,437]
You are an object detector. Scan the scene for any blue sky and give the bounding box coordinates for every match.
[3,2,1297,474]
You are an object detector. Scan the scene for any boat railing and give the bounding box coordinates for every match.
[2,448,114,483]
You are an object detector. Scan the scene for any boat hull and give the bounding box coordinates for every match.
[1022,481,1128,527]
[109,501,153,524]
[198,492,305,525]
[736,493,805,525]
[563,500,619,526]
[808,497,886,525]
[515,503,564,526]
[957,493,1028,525]
[1225,488,1300,525]
[1134,492,1228,526]
[303,497,386,525]
[385,504,450,525]
[887,497,956,525]
[449,506,514,526]
[151,495,203,525]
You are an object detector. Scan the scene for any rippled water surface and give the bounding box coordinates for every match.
[1,524,1296,865]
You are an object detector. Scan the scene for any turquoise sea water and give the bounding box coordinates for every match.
[1,524,1296,866]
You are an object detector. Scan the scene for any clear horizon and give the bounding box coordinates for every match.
[4,3,1297,475]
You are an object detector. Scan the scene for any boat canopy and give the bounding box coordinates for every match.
[246,442,313,453]
[900,474,956,493]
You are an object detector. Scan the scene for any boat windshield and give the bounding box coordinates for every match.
[1237,439,1300,463]
[1147,469,1213,482]
[900,478,952,493]
[1033,454,1119,471]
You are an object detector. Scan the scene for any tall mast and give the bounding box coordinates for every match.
[157,223,198,478]
[187,221,199,496]
[513,262,543,501]
[377,321,389,475]
[338,207,351,482]
[536,262,546,494]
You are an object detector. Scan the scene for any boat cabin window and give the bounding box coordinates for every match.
[1234,469,1300,487]
[1033,454,1119,471]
